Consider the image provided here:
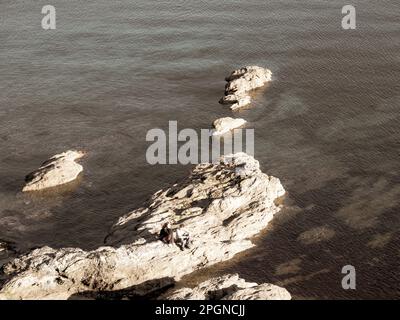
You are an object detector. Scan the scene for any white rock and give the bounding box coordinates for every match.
[164,274,291,300]
[225,66,272,92]
[212,117,247,136]
[220,66,272,110]
[0,153,285,300]
[230,95,252,110]
[22,150,84,192]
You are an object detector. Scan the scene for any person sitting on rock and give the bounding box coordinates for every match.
[174,224,192,250]
[159,222,174,245]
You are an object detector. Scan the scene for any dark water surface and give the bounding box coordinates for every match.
[0,1,399,299]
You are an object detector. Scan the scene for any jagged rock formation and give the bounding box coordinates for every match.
[22,150,84,192]
[212,117,247,136]
[164,274,291,300]
[219,66,272,110]
[0,153,285,300]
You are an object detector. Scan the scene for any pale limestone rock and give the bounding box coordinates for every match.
[22,150,84,192]
[220,66,272,110]
[230,95,252,110]
[165,274,291,300]
[212,117,247,136]
[0,153,285,300]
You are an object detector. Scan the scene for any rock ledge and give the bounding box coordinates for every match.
[1,153,285,300]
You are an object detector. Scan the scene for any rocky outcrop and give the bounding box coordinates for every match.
[219,66,272,110]
[164,274,291,300]
[212,117,247,136]
[22,150,84,192]
[0,153,285,300]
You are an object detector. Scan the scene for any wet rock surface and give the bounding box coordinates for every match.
[212,117,247,136]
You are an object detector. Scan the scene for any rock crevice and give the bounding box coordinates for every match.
[212,117,247,136]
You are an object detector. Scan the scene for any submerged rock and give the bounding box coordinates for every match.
[22,150,84,192]
[0,153,285,300]
[212,117,247,136]
[164,274,291,300]
[0,240,16,254]
[219,66,272,110]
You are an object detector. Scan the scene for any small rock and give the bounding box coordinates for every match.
[212,117,247,136]
[164,274,291,300]
[22,150,84,192]
[220,66,272,110]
